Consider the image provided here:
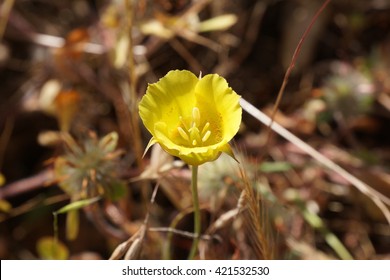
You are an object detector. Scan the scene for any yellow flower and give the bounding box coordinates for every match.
[139,70,242,165]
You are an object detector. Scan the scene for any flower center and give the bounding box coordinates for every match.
[177,107,211,146]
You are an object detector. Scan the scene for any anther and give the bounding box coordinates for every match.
[201,122,210,135]
[202,130,211,142]
[192,139,197,146]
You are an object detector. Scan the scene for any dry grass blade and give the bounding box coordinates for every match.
[240,97,390,225]
[109,183,160,260]
[205,193,244,236]
[124,237,143,260]
[239,168,273,260]
[149,227,214,241]
[199,192,245,260]
[109,222,147,260]
[210,207,242,232]
[109,230,140,260]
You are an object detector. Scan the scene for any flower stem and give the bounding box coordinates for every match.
[188,165,200,259]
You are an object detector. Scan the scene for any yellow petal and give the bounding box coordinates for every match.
[139,70,198,136]
[154,122,223,165]
[179,150,221,166]
[195,74,242,144]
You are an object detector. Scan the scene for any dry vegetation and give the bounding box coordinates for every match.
[0,0,390,260]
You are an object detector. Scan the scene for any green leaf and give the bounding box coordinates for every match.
[55,196,101,215]
[259,161,293,173]
[37,236,69,260]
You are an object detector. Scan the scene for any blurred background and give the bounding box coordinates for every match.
[0,0,389,260]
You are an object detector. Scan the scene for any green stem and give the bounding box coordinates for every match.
[53,212,58,258]
[188,165,200,259]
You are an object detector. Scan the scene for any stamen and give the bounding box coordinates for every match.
[192,107,200,127]
[177,127,189,141]
[177,107,212,147]
[179,116,189,130]
[201,122,210,135]
[202,130,211,142]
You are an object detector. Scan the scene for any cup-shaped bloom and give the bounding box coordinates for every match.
[139,70,242,166]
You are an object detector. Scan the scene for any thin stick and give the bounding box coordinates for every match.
[163,207,194,260]
[149,227,215,241]
[0,169,53,200]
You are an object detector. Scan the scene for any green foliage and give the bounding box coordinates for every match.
[54,132,126,201]
[55,197,101,214]
[52,132,126,241]
[36,236,69,260]
[53,197,101,240]
[259,161,293,173]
